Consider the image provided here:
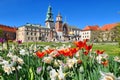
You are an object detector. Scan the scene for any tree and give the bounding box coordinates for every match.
[0,29,3,38]
[111,23,120,47]
[91,30,102,42]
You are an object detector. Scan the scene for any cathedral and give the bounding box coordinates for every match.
[16,5,81,42]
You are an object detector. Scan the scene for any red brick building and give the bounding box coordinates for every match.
[0,24,17,40]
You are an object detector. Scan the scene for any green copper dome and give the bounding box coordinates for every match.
[45,5,54,22]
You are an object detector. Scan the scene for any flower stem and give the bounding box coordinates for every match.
[15,67,19,80]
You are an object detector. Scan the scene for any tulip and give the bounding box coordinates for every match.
[0,38,5,43]
[17,40,22,44]
[114,56,120,63]
[96,50,104,55]
[36,67,42,75]
[36,51,45,58]
[99,71,120,80]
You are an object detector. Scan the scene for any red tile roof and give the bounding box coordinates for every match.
[101,23,118,31]
[0,24,17,32]
[83,25,100,31]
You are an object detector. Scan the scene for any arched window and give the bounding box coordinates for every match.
[63,24,68,35]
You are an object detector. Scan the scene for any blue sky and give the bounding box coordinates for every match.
[0,0,120,29]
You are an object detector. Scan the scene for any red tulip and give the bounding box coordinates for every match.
[74,41,86,49]
[45,49,54,54]
[101,60,108,66]
[83,51,89,55]
[36,51,45,58]
[85,44,93,51]
[96,50,104,55]
[54,53,61,57]
[77,60,82,64]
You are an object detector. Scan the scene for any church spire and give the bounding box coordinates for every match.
[55,12,63,32]
[57,12,62,17]
[56,12,62,22]
[45,5,54,29]
[45,5,54,22]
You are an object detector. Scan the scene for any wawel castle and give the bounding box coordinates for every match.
[0,5,119,42]
[16,5,81,42]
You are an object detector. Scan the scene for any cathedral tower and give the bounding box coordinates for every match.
[45,5,54,29]
[55,12,63,32]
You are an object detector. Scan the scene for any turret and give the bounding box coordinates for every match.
[56,12,62,22]
[45,5,54,29]
[55,12,63,32]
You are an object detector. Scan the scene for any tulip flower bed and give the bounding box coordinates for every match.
[0,40,120,80]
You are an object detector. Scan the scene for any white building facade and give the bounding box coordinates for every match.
[80,30,91,41]
[16,24,50,42]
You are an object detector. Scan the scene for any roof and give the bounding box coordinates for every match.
[18,23,42,28]
[101,23,118,31]
[83,25,100,31]
[0,24,17,32]
[57,12,62,17]
[66,24,81,30]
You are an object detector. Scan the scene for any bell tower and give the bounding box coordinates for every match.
[55,12,63,32]
[45,5,54,29]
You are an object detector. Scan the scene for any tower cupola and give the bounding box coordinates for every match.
[45,5,54,22]
[56,12,62,22]
[55,12,63,32]
[45,5,54,29]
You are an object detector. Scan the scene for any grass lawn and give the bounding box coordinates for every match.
[37,42,120,56]
[92,43,120,56]
[24,42,120,56]
[1,41,120,56]
[22,42,120,56]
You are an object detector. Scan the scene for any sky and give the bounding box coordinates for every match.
[0,0,120,29]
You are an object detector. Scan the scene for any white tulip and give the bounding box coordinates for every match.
[57,66,66,80]
[50,68,58,80]
[114,56,120,63]
[100,71,120,80]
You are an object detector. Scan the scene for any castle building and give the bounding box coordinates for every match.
[81,23,119,42]
[98,23,119,42]
[80,25,100,41]
[16,5,81,42]
[16,24,50,42]
[1,5,118,42]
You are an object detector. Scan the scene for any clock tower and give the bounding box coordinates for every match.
[55,12,63,32]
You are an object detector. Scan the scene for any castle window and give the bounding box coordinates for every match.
[31,37,33,40]
[31,32,33,35]
[26,32,28,35]
[69,38,70,40]
[39,29,41,32]
[34,33,36,35]
[33,29,35,31]
[60,36,61,39]
[39,33,41,36]
[39,37,41,40]
[36,37,37,40]
[47,33,48,36]
[28,37,30,40]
